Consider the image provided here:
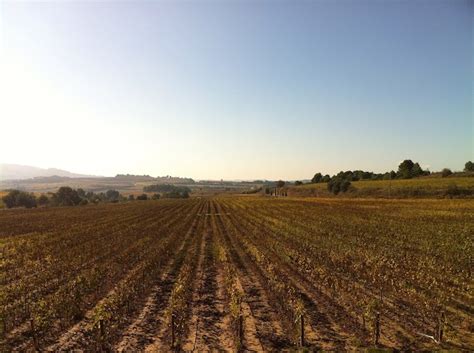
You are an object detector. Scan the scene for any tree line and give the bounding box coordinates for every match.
[308,160,474,195]
[1,187,126,209]
[143,184,191,199]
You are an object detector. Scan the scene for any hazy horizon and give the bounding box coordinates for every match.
[1,0,472,180]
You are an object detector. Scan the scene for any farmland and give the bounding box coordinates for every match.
[1,197,473,351]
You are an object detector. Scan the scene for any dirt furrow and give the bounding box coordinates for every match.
[143,201,208,352]
[44,201,203,352]
[115,201,207,351]
[213,200,290,351]
[182,201,234,351]
[223,200,420,349]
[219,200,356,350]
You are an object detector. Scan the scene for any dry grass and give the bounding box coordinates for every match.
[291,176,474,198]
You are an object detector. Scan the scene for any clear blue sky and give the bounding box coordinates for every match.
[0,0,472,180]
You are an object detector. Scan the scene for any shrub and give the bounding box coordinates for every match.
[397,160,427,179]
[1,190,37,208]
[136,194,148,200]
[441,168,453,178]
[327,179,340,195]
[143,184,191,193]
[105,190,120,202]
[445,184,474,197]
[52,187,82,206]
[276,180,285,188]
[2,190,20,208]
[311,173,323,183]
[340,179,351,192]
[162,190,189,199]
[321,174,331,183]
[328,178,351,195]
[37,194,49,206]
[151,193,161,200]
[464,161,474,172]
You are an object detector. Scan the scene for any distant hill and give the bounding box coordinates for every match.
[0,163,96,181]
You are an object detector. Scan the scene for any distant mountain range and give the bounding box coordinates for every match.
[0,163,97,181]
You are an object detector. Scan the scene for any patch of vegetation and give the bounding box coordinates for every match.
[1,187,129,209]
[242,187,263,194]
[143,184,191,193]
[1,190,38,209]
[162,190,190,199]
[465,161,474,172]
[143,184,191,198]
[327,177,351,195]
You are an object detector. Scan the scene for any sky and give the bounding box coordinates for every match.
[0,0,472,180]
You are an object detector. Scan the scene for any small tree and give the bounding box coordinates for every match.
[328,178,351,195]
[77,188,86,198]
[2,190,20,208]
[1,190,37,208]
[151,193,161,200]
[37,194,49,206]
[321,174,331,183]
[328,179,341,195]
[128,194,135,201]
[340,179,351,192]
[397,160,415,179]
[412,162,424,177]
[276,180,285,188]
[294,181,303,186]
[465,161,474,172]
[53,187,81,206]
[311,173,323,183]
[105,190,120,202]
[136,194,148,200]
[441,168,453,178]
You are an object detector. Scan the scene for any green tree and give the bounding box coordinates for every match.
[1,190,37,208]
[465,161,474,172]
[340,179,351,192]
[311,173,323,183]
[2,190,20,208]
[397,160,426,179]
[327,178,351,195]
[441,168,453,178]
[38,194,49,206]
[276,180,285,188]
[52,187,82,206]
[397,160,415,179]
[105,189,120,202]
[77,188,86,198]
[412,163,424,177]
[328,179,341,194]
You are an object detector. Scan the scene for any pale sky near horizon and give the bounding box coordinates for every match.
[0,0,472,180]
